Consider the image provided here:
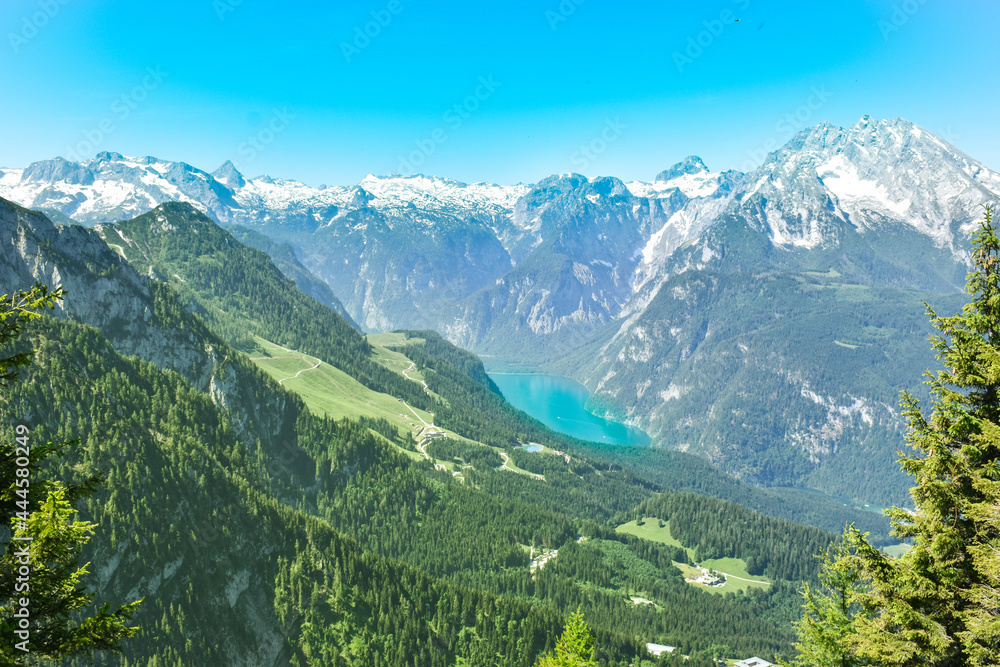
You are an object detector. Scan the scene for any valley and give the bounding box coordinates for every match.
[1,193,880,663]
[3,116,990,509]
[249,331,556,483]
[0,114,989,666]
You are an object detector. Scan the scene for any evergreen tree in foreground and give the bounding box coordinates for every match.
[793,206,1000,666]
[535,607,598,667]
[0,284,141,665]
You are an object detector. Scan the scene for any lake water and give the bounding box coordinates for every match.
[488,373,650,446]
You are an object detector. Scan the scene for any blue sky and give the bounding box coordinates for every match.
[1,0,997,186]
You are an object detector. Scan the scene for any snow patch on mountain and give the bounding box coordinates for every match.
[817,154,911,216]
[358,173,529,213]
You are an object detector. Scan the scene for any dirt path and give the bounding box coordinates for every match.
[278,358,321,385]
[415,439,431,461]
[401,361,430,392]
[254,342,323,386]
[402,400,430,427]
[106,243,128,259]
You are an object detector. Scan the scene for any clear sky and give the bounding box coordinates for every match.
[1,0,997,186]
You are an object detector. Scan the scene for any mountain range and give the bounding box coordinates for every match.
[2,115,994,505]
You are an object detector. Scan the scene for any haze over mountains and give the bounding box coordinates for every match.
[2,115,995,505]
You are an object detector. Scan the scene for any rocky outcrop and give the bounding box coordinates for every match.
[0,197,298,454]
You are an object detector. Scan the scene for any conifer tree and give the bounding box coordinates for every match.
[793,206,1000,666]
[535,607,598,667]
[0,284,141,664]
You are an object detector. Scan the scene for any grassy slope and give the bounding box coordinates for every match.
[250,336,434,432]
[249,335,552,484]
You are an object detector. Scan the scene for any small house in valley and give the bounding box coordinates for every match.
[645,643,675,657]
[734,658,773,667]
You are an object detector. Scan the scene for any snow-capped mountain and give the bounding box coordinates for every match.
[0,150,731,335]
[0,152,527,229]
[631,117,1000,300]
[2,117,996,348]
[742,115,999,249]
[0,152,241,224]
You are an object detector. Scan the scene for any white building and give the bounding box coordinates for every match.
[645,643,675,657]
[735,658,773,667]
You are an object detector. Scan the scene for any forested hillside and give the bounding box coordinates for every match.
[629,492,833,581]
[2,317,583,665]
[226,224,360,330]
[0,197,906,664]
[96,203,429,409]
[570,259,964,507]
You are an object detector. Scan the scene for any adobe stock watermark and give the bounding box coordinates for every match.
[546,0,586,31]
[341,0,405,63]
[12,425,32,654]
[673,0,750,73]
[65,66,168,163]
[571,117,627,171]
[878,0,930,42]
[938,125,960,146]
[8,0,71,53]
[741,85,833,172]
[397,75,501,174]
[213,0,242,21]
[237,107,295,163]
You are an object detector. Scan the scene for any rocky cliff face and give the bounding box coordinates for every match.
[0,196,298,454]
[562,117,1000,504]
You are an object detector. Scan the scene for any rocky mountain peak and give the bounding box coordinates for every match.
[21,157,95,185]
[655,156,708,182]
[213,160,246,190]
[93,151,125,162]
[732,116,1000,250]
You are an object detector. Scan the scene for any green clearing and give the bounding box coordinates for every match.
[368,332,427,349]
[616,520,687,551]
[249,337,534,482]
[368,333,427,377]
[366,333,443,401]
[500,452,546,480]
[615,520,771,594]
[803,267,842,279]
[834,283,875,302]
[250,337,434,435]
[699,557,771,593]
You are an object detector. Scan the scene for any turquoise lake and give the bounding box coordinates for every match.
[488,373,650,446]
